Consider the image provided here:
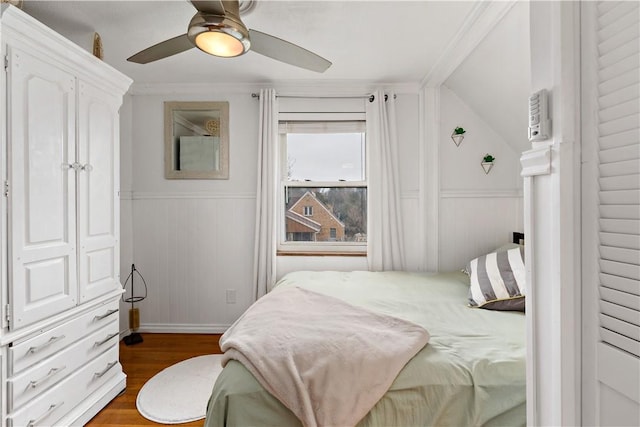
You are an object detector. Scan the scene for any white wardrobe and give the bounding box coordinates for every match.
[0,5,131,426]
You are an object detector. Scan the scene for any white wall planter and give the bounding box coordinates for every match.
[481,161,494,174]
[451,132,465,146]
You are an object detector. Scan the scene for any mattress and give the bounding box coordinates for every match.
[205,271,526,427]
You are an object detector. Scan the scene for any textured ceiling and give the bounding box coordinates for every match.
[22,0,476,85]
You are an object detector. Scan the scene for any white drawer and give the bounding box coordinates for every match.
[8,345,121,427]
[7,319,119,411]
[9,300,119,375]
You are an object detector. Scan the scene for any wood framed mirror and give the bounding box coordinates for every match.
[164,101,229,179]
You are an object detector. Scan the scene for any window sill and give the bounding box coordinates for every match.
[277,251,367,257]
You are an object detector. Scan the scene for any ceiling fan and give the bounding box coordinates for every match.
[127,0,331,73]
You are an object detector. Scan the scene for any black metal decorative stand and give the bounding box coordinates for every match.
[122,264,147,346]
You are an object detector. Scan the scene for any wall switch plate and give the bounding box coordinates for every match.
[226,289,237,304]
[528,89,551,142]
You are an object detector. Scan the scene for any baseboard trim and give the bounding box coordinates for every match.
[137,323,231,334]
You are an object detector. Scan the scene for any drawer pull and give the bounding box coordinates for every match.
[27,335,66,354]
[27,401,64,427]
[94,309,118,321]
[94,361,118,378]
[95,332,119,347]
[28,366,67,389]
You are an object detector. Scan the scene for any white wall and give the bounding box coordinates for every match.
[117,4,530,332]
[121,88,258,332]
[121,87,424,331]
[438,86,523,272]
[523,2,581,425]
[119,94,133,335]
[118,2,529,331]
[444,1,531,155]
[440,86,522,191]
[420,1,528,273]
[396,93,423,271]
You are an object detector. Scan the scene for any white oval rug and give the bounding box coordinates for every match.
[136,354,224,424]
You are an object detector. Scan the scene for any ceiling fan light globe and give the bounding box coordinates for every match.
[195,31,245,57]
[188,12,250,58]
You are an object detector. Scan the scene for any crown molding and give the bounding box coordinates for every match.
[440,189,523,199]
[1,1,23,8]
[421,0,517,88]
[129,80,421,96]
[1,5,131,95]
[130,191,256,200]
[520,145,552,177]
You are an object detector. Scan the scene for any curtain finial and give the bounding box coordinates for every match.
[368,94,390,102]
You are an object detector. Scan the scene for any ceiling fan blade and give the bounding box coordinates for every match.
[190,0,225,15]
[127,34,194,64]
[248,29,331,73]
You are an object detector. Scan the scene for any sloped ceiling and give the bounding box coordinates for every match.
[444,2,531,154]
[22,0,477,85]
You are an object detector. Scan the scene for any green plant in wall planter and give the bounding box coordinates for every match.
[481,154,495,174]
[451,126,466,147]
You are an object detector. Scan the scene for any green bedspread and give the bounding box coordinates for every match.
[205,271,526,427]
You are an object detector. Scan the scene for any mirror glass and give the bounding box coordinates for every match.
[164,101,229,179]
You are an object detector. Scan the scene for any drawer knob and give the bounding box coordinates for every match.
[95,332,119,347]
[94,361,118,379]
[29,366,67,389]
[27,335,65,354]
[94,309,118,321]
[27,401,64,427]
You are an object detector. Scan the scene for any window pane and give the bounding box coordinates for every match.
[286,133,365,181]
[285,187,367,243]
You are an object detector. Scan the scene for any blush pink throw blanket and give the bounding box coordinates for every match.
[220,287,430,427]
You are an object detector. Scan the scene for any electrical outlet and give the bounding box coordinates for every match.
[226,289,236,304]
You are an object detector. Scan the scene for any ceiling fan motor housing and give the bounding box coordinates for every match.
[188,12,250,57]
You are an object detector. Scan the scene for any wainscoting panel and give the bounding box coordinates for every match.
[119,195,134,334]
[439,194,523,272]
[125,191,518,329]
[401,193,422,271]
[131,195,255,331]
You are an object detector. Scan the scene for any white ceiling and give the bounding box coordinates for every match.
[20,1,532,154]
[22,0,477,85]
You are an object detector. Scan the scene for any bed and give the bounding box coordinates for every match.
[204,268,526,427]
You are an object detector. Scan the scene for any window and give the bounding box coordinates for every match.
[279,121,367,253]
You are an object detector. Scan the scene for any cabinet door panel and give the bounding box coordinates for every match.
[8,47,78,329]
[78,82,120,302]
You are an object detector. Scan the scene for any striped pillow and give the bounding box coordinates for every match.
[467,247,526,311]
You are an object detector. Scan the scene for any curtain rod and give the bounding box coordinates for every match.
[250,93,393,102]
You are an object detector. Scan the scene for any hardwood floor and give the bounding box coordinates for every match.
[87,333,222,426]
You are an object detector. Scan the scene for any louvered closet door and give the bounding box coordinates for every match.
[7,47,78,329]
[582,1,640,425]
[77,81,121,302]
